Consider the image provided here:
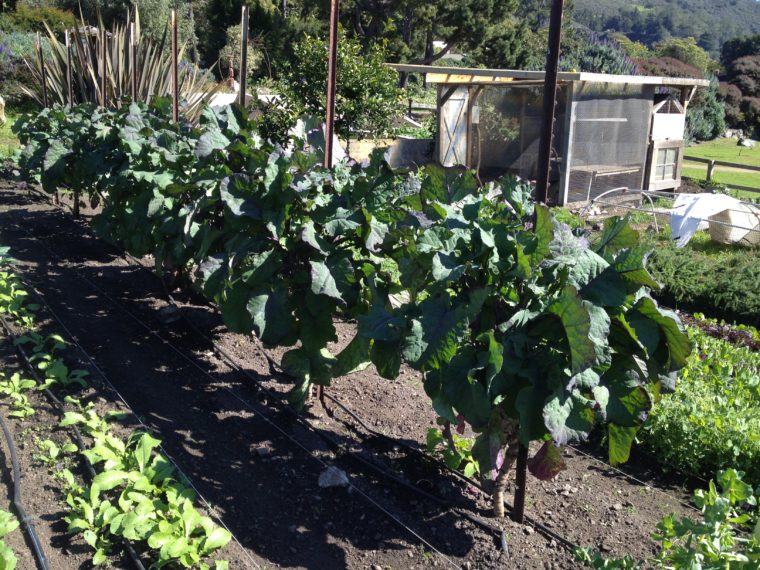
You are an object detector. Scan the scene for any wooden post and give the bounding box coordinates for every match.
[171,9,179,123]
[239,5,249,107]
[512,444,529,523]
[37,32,48,108]
[65,30,73,106]
[130,22,137,101]
[535,0,565,204]
[100,27,107,108]
[324,0,340,168]
[707,160,715,182]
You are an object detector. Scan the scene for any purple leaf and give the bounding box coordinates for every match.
[527,441,567,481]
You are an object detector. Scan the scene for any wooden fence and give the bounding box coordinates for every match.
[683,155,760,194]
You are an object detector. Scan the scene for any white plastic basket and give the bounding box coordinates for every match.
[708,204,760,247]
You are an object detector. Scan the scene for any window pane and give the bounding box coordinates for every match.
[663,165,675,179]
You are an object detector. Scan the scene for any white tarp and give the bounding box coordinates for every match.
[670,194,760,247]
[669,193,744,247]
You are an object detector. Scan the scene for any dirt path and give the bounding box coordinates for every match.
[0,181,700,569]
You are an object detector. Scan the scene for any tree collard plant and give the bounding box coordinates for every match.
[23,11,216,121]
[360,176,691,516]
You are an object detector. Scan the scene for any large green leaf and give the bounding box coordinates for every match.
[309,261,344,303]
[594,216,639,258]
[547,286,596,374]
[542,389,595,445]
[220,174,261,219]
[247,287,293,346]
[402,297,471,370]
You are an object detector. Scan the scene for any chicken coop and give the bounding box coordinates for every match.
[392,65,709,205]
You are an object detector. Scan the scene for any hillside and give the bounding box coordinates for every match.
[574,0,760,55]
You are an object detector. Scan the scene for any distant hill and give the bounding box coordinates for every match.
[574,0,760,55]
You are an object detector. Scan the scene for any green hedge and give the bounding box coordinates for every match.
[647,233,760,327]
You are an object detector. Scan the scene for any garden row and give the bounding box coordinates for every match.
[0,247,232,567]
[13,100,690,515]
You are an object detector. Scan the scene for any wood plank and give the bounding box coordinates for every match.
[425,73,515,85]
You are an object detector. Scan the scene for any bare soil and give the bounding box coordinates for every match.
[0,181,701,569]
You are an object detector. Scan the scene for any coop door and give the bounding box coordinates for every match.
[439,87,469,167]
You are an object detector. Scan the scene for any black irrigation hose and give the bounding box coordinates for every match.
[0,410,50,570]
[0,314,147,570]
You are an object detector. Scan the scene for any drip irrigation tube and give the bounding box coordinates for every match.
[0,410,49,570]
[0,314,147,570]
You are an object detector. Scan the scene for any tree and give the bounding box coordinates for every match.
[279,29,403,142]
[721,34,760,69]
[653,37,717,75]
[343,0,533,67]
[686,78,726,141]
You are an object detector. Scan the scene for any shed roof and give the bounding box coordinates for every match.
[389,64,710,88]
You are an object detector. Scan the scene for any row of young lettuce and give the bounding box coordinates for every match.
[0,247,232,568]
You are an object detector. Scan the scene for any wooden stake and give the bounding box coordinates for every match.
[130,22,137,101]
[38,32,48,108]
[239,5,249,107]
[324,0,339,168]
[171,9,179,122]
[512,444,529,523]
[534,0,565,204]
[65,30,73,106]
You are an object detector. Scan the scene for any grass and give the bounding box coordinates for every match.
[684,138,760,168]
[682,163,760,199]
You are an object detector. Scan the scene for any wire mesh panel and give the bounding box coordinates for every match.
[470,85,568,188]
[566,82,654,203]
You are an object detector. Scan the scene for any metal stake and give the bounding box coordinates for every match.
[171,9,179,122]
[239,5,249,107]
[38,33,48,108]
[324,0,340,168]
[512,444,529,523]
[65,30,73,106]
[534,0,565,204]
[130,22,137,101]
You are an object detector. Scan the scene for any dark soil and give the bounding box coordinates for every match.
[0,181,701,569]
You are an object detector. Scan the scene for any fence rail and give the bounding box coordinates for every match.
[682,155,760,194]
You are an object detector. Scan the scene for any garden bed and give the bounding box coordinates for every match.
[0,178,704,568]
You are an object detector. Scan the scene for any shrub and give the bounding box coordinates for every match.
[0,30,43,105]
[647,234,760,327]
[685,78,726,142]
[0,3,76,35]
[279,29,403,141]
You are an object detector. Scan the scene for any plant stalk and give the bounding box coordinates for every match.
[493,435,520,518]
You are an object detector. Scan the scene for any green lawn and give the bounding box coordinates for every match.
[684,138,760,167]
[682,163,760,199]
